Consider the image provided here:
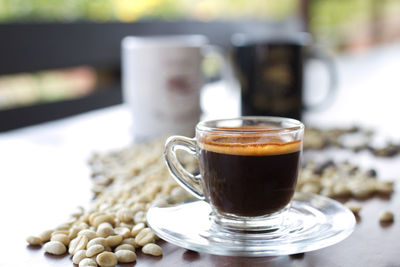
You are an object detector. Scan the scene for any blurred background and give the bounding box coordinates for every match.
[1,0,400,131]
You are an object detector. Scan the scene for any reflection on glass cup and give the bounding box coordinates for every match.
[164,116,304,231]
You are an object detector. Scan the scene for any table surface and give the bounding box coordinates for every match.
[1,42,400,267]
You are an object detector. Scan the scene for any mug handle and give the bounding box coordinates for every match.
[304,45,338,110]
[202,45,239,93]
[164,136,205,200]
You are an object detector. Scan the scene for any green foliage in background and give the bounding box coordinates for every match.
[1,0,400,48]
[310,0,400,46]
[311,0,370,28]
[0,0,296,23]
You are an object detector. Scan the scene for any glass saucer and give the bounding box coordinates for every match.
[147,192,355,257]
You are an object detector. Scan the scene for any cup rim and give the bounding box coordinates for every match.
[231,32,311,47]
[196,116,304,134]
[122,35,208,49]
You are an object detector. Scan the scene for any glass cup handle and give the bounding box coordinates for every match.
[164,136,204,200]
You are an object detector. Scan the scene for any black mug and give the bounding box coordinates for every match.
[231,32,336,120]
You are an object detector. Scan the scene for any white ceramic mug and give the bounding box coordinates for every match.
[122,35,213,142]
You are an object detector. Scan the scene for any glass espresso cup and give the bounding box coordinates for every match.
[164,117,304,231]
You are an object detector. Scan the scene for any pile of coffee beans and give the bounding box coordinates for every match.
[304,126,400,157]
[27,140,181,266]
[299,160,394,198]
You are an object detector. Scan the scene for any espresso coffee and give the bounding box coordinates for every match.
[199,134,301,217]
